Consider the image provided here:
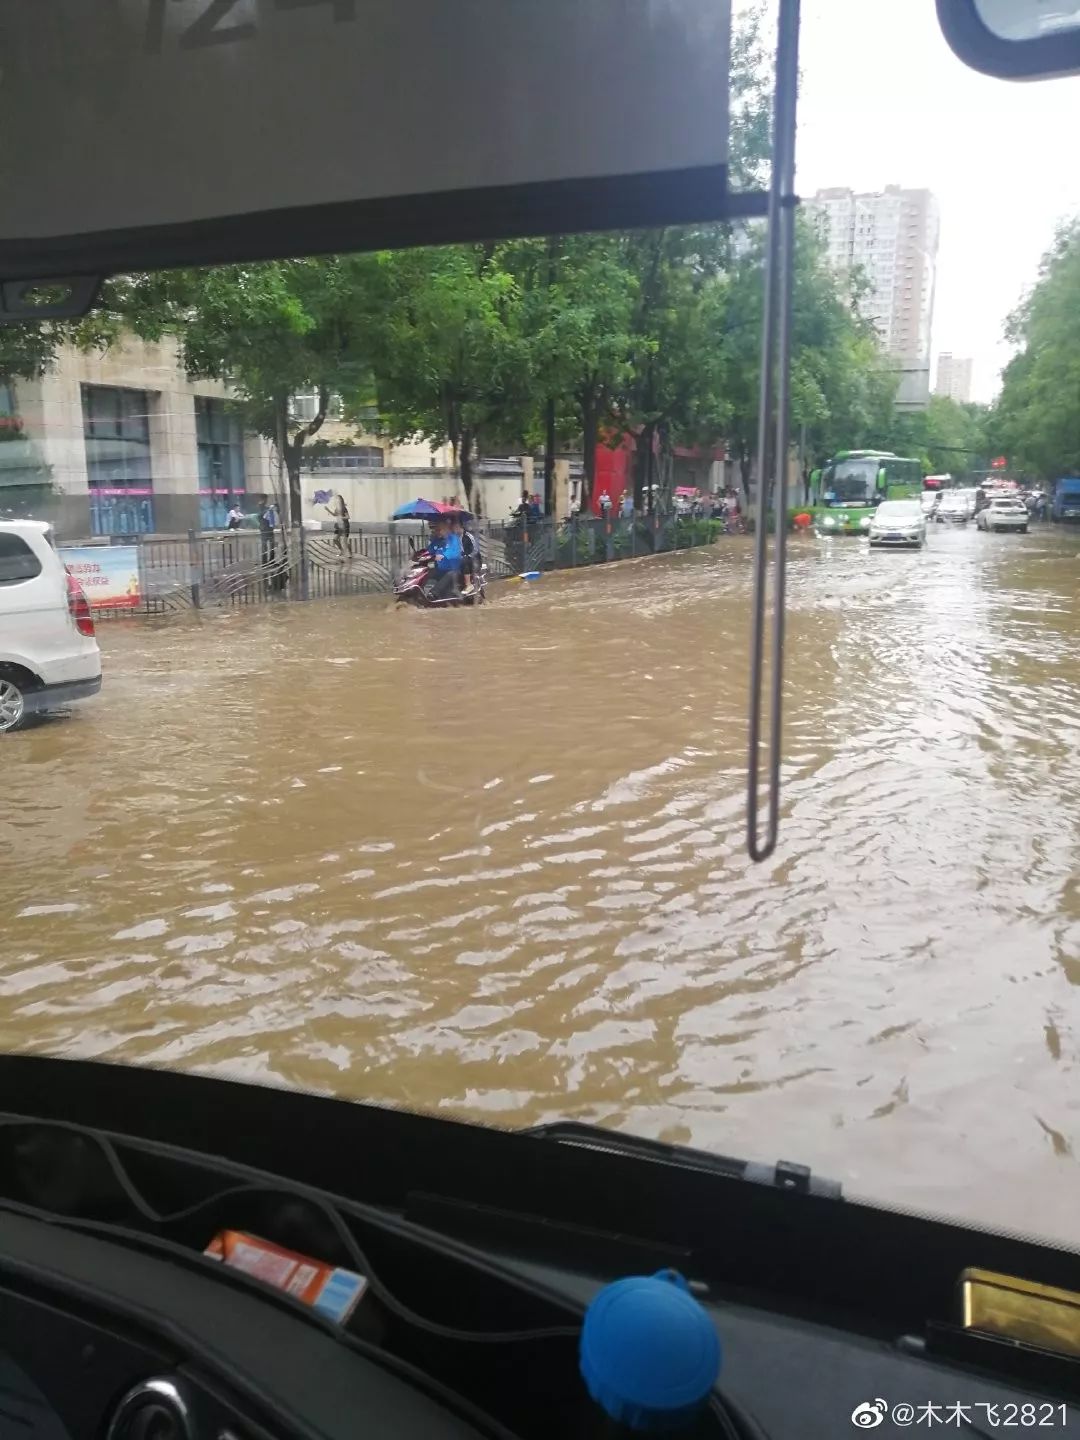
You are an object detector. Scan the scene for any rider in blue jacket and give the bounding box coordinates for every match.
[428,521,463,599]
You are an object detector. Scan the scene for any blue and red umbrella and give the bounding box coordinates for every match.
[391,498,443,520]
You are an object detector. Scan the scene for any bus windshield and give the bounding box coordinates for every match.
[823,459,880,505]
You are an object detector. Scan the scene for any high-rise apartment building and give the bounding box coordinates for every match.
[805,186,941,409]
[934,352,974,405]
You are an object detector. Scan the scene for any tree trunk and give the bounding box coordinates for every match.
[581,391,599,512]
[285,446,303,530]
[276,387,329,529]
[738,442,752,506]
[632,424,648,511]
[657,420,674,515]
[543,396,556,516]
[272,395,298,529]
[634,421,656,513]
[459,427,474,504]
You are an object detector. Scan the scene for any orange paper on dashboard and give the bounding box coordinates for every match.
[205,1229,367,1324]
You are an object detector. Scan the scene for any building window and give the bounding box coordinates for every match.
[195,397,246,498]
[81,385,153,489]
[289,390,345,424]
[306,447,385,472]
[290,391,320,424]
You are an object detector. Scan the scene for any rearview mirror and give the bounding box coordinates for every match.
[937,0,1080,77]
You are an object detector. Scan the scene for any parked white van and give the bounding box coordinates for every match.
[0,520,102,733]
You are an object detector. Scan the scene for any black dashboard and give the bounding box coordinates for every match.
[0,1058,1078,1440]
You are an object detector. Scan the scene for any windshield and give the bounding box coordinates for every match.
[823,459,879,504]
[5,1,1080,1254]
[874,503,921,521]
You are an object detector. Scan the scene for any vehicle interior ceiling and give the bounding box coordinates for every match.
[2,2,1080,1439]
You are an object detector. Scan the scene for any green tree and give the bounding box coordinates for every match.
[107,259,376,525]
[357,245,532,506]
[612,226,735,509]
[714,220,896,497]
[505,234,637,510]
[728,1,773,191]
[606,3,774,508]
[992,219,1080,479]
[885,394,990,476]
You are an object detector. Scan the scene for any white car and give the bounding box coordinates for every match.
[920,491,941,517]
[0,520,102,733]
[868,499,927,549]
[977,497,1029,534]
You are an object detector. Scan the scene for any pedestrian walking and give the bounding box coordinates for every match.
[258,495,279,570]
[325,493,350,558]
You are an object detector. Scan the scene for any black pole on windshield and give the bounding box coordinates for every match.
[747,0,801,864]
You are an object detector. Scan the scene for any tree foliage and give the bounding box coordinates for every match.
[885,394,991,476]
[355,245,533,505]
[504,234,636,507]
[992,220,1080,480]
[104,260,375,523]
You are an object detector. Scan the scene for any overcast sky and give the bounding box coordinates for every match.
[782,0,1080,400]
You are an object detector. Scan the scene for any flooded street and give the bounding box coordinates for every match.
[5,527,1080,1243]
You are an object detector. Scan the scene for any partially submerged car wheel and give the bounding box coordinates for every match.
[0,668,33,734]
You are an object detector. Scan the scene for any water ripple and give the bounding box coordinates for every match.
[3,530,1080,1241]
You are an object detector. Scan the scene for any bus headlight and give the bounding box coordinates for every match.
[860,517,872,531]
[822,517,837,530]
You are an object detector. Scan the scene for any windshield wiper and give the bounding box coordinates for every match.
[524,1122,842,1199]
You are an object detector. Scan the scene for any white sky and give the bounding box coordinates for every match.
[787,0,1080,400]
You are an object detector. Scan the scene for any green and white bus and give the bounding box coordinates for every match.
[806,451,924,535]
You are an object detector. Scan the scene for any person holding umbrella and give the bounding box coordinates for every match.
[426,515,463,600]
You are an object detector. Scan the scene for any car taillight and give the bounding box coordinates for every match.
[66,572,95,637]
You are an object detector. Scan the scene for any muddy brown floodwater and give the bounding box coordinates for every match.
[4,525,1080,1241]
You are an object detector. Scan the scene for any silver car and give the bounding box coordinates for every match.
[868,499,927,549]
[936,492,972,524]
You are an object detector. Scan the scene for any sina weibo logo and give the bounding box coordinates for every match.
[851,1400,888,1429]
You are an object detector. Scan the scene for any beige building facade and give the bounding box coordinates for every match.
[3,336,275,537]
[0,336,526,537]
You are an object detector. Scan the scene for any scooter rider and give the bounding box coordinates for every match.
[427,518,463,600]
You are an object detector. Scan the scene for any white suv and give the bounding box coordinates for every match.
[0,520,102,733]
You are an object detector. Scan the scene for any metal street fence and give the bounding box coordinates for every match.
[78,515,732,620]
